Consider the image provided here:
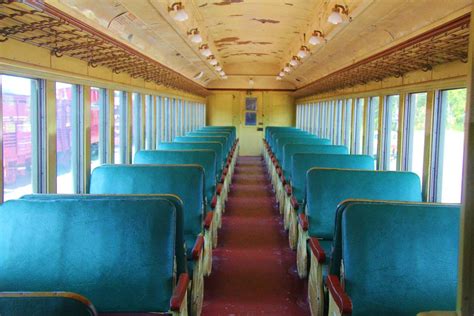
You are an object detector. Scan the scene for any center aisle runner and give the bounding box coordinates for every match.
[202,156,310,315]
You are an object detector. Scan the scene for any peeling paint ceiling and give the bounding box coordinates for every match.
[46,0,471,90]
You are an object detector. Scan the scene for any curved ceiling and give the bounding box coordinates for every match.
[46,0,471,91]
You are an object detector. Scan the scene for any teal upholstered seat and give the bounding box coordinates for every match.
[283,145,349,182]
[268,131,309,152]
[291,154,372,204]
[175,136,230,156]
[21,193,187,277]
[89,164,205,270]
[333,200,460,315]
[134,150,217,207]
[189,131,234,147]
[274,136,330,162]
[158,142,224,174]
[0,198,179,313]
[200,126,237,144]
[0,292,97,316]
[306,169,422,240]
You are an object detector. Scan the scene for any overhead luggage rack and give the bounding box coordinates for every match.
[0,1,209,97]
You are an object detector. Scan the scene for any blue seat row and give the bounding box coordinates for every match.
[0,126,239,316]
[262,126,460,316]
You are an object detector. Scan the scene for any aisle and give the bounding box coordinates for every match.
[202,156,310,315]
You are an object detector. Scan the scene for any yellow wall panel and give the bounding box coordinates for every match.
[0,40,51,68]
[207,90,294,155]
[51,55,88,76]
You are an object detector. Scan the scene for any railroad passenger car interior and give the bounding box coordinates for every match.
[0,0,474,315]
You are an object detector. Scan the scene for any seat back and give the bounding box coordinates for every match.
[283,144,348,178]
[90,165,205,249]
[265,126,299,141]
[0,198,177,312]
[187,132,232,153]
[268,131,308,150]
[135,150,217,203]
[291,154,373,202]
[0,292,97,316]
[191,131,235,143]
[275,137,330,162]
[175,136,229,155]
[158,142,224,173]
[306,168,422,239]
[340,200,459,315]
[21,193,186,276]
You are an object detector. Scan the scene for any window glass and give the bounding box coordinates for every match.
[405,92,427,181]
[366,96,379,158]
[245,97,258,126]
[352,98,364,154]
[1,75,38,201]
[90,87,105,171]
[343,99,352,148]
[334,100,343,144]
[145,95,154,150]
[113,91,122,163]
[56,82,78,194]
[435,88,466,203]
[132,93,142,159]
[156,96,163,146]
[313,104,319,136]
[384,95,400,170]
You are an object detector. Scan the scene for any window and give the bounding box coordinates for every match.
[343,99,352,148]
[113,90,127,164]
[366,96,380,158]
[1,75,40,201]
[432,88,467,203]
[352,98,364,154]
[404,92,427,181]
[334,100,343,145]
[383,95,400,170]
[132,93,142,160]
[245,97,257,126]
[313,104,319,136]
[145,95,154,150]
[156,96,163,145]
[163,97,170,142]
[56,82,79,194]
[90,87,106,171]
[297,105,302,128]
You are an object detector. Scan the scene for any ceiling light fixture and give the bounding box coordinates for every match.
[297,45,310,59]
[309,30,325,45]
[168,2,189,22]
[249,78,254,86]
[215,65,223,71]
[222,75,228,80]
[219,71,226,76]
[276,76,282,81]
[279,71,285,77]
[283,64,291,73]
[208,55,218,65]
[289,56,300,67]
[328,4,349,25]
[187,28,203,43]
[199,44,212,57]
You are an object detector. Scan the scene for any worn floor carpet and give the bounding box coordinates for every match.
[202,156,310,315]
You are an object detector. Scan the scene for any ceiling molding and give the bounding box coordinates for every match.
[0,1,209,96]
[293,13,470,98]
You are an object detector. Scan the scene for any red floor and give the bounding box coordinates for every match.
[202,156,310,315]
